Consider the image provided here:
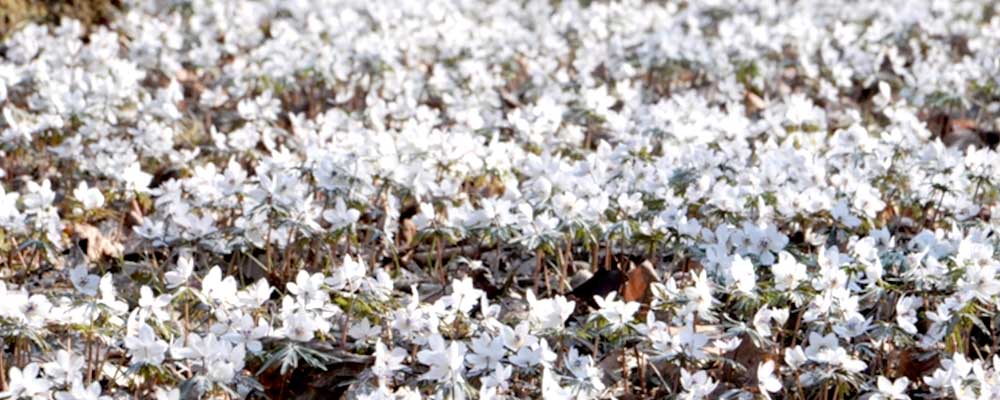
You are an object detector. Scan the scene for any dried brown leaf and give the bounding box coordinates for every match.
[622,260,659,305]
[70,222,123,262]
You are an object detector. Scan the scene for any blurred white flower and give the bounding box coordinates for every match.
[526,290,575,332]
[680,369,718,399]
[72,182,104,210]
[729,254,757,295]
[593,291,639,331]
[871,376,909,400]
[372,340,408,382]
[417,334,467,383]
[54,381,109,400]
[124,323,168,366]
[1,363,50,399]
[42,350,84,386]
[757,360,782,398]
[323,198,361,231]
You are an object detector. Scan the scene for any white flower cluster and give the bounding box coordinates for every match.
[2,0,1000,398]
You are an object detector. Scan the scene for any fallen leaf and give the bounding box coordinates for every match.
[622,260,659,304]
[568,266,626,309]
[745,92,767,114]
[69,222,123,263]
[400,218,417,249]
[891,347,939,382]
[622,260,660,315]
[924,112,995,151]
[718,332,772,386]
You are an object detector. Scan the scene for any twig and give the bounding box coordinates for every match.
[0,338,6,390]
[532,247,543,292]
[622,346,631,395]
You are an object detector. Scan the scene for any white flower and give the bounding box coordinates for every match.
[680,369,718,399]
[214,313,268,353]
[323,197,361,231]
[348,318,382,343]
[895,296,922,335]
[593,291,640,331]
[165,253,194,289]
[279,311,324,342]
[54,381,109,400]
[542,366,573,400]
[714,337,743,353]
[410,203,437,231]
[833,312,871,339]
[872,81,892,110]
[201,266,238,306]
[500,321,538,353]
[372,340,407,382]
[42,350,84,385]
[416,334,467,383]
[673,320,710,361]
[526,290,575,332]
[137,286,173,322]
[805,332,840,364]
[0,185,21,229]
[958,263,1000,303]
[871,376,909,400]
[757,360,782,398]
[466,334,505,373]
[238,278,273,308]
[153,388,180,400]
[617,192,643,216]
[18,294,52,329]
[124,323,168,366]
[831,198,861,228]
[729,254,756,295]
[480,364,512,390]
[684,270,715,316]
[288,270,329,308]
[326,255,367,293]
[69,264,99,296]
[72,181,104,210]
[925,353,973,389]
[772,251,807,291]
[6,1,1000,396]
[564,347,605,396]
[97,272,128,315]
[441,277,484,317]
[1,363,50,399]
[509,338,556,368]
[120,162,152,193]
[753,307,788,337]
[785,346,807,370]
[21,180,54,210]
